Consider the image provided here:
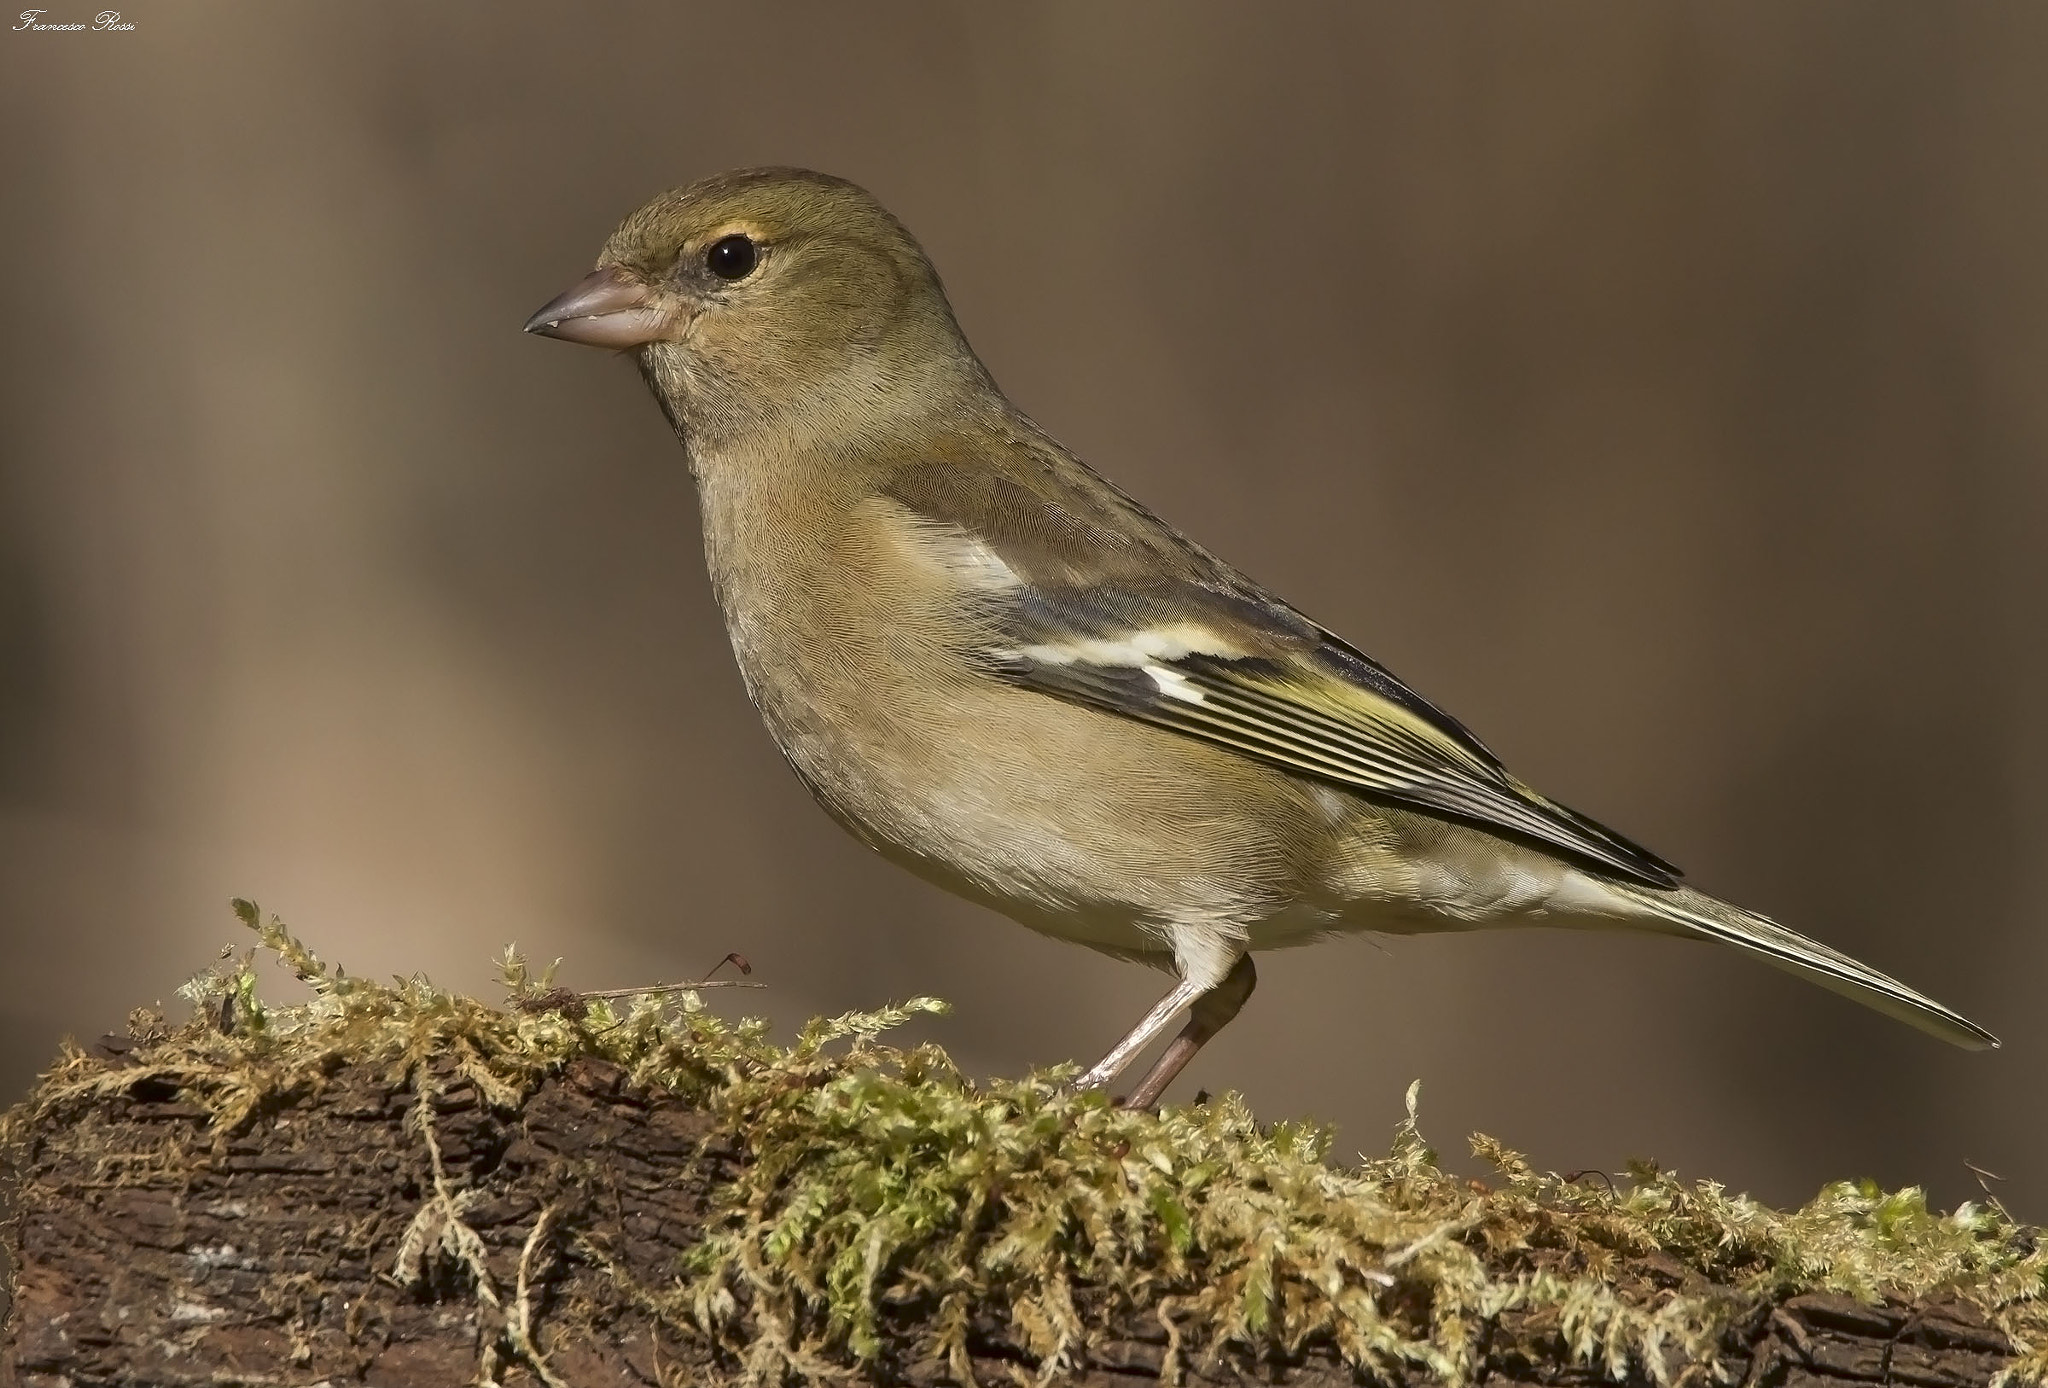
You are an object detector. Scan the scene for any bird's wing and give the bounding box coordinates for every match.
[882,451,1681,889]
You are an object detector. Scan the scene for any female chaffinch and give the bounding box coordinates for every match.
[527,168,1994,1107]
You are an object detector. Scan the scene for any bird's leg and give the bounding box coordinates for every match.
[1074,952,1258,1103]
[1119,954,1256,1110]
[1075,974,1209,1092]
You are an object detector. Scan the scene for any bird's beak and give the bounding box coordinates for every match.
[523,266,683,348]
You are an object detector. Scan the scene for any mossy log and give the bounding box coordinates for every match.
[0,1049,2025,1388]
[2,908,2042,1386]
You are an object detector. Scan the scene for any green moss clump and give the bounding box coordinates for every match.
[4,902,2042,1386]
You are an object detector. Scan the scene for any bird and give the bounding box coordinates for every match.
[524,167,1996,1108]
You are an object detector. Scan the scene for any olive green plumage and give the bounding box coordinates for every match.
[526,167,1994,1104]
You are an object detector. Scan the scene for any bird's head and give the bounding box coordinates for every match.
[526,167,986,447]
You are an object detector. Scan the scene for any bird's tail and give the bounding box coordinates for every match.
[1610,884,1998,1050]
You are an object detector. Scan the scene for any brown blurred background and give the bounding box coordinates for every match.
[1,3,2042,1213]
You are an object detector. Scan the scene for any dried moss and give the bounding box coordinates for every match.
[3,901,2042,1386]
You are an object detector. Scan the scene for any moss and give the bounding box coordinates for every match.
[3,901,2042,1386]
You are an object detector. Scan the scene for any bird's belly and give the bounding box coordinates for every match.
[885,846,1174,962]
[741,645,1321,946]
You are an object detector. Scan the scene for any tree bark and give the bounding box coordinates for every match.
[1,1044,2023,1388]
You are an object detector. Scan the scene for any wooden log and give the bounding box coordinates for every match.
[2,1040,2031,1388]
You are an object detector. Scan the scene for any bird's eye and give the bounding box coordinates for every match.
[704,234,758,281]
